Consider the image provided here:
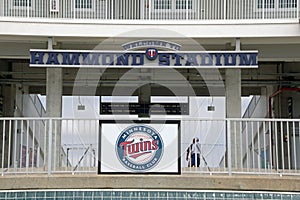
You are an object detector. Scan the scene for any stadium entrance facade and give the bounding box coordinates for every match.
[1,0,300,194]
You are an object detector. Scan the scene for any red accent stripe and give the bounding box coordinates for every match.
[129,152,151,159]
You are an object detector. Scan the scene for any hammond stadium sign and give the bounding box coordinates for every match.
[30,48,258,69]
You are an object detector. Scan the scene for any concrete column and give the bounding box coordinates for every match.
[138,69,151,118]
[225,69,241,119]
[0,85,15,168]
[46,69,62,118]
[226,38,242,168]
[46,37,62,167]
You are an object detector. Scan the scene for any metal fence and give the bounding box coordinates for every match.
[1,117,300,176]
[0,0,299,21]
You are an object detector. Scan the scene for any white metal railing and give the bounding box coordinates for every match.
[228,118,300,176]
[0,0,299,21]
[0,117,300,176]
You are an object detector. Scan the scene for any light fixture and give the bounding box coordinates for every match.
[207,96,215,111]
[77,96,85,110]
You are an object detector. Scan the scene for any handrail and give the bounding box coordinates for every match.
[0,0,299,21]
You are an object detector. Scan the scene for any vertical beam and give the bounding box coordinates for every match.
[138,69,151,118]
[225,38,242,169]
[46,37,62,118]
[46,37,62,168]
[0,85,15,170]
[138,84,151,117]
[235,38,241,51]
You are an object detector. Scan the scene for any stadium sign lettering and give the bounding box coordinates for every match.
[30,49,258,68]
[122,40,182,51]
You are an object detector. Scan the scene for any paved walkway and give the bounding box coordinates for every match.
[0,174,300,192]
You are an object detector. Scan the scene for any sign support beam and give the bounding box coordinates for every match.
[225,38,242,169]
[46,37,62,167]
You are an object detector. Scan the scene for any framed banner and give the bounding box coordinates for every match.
[98,120,181,174]
[50,0,59,12]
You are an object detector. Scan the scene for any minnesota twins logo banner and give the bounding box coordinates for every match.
[99,120,180,174]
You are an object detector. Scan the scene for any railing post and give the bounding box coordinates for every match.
[262,0,265,20]
[73,0,76,19]
[186,0,189,20]
[2,0,4,17]
[227,119,232,175]
[297,0,299,19]
[48,119,52,176]
[1,120,5,176]
[111,0,114,20]
[223,0,227,20]
[149,0,152,20]
[27,0,29,18]
[13,120,17,173]
[105,0,108,19]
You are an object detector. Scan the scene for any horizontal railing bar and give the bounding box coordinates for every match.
[0,117,300,122]
[0,17,298,24]
[0,117,226,121]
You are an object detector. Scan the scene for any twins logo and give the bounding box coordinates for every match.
[145,48,158,60]
[116,125,163,172]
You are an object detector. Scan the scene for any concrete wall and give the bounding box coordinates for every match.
[0,174,300,192]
